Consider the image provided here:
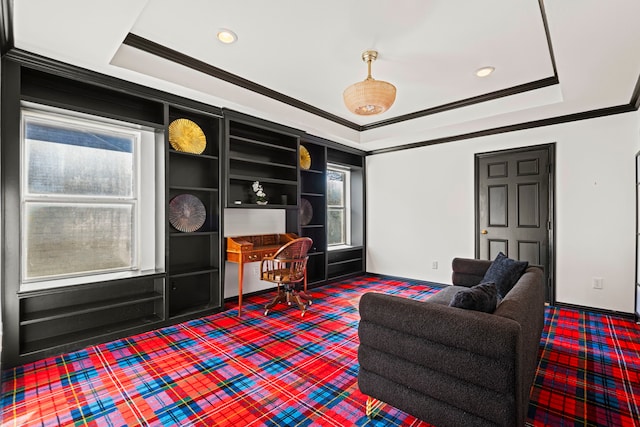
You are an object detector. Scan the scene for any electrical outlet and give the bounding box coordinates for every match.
[432,261,438,270]
[253,264,261,275]
[593,277,603,289]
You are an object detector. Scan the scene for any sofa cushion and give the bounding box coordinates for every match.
[449,282,498,313]
[482,252,528,298]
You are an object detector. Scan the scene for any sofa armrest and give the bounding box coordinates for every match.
[451,257,492,287]
[359,291,519,359]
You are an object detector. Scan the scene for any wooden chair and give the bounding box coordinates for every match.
[260,237,313,317]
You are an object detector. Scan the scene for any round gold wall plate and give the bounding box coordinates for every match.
[168,118,206,154]
[300,145,311,170]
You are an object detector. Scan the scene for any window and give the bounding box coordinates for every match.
[327,164,351,246]
[21,105,164,291]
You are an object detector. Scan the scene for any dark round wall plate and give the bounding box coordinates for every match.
[300,198,313,226]
[169,194,206,232]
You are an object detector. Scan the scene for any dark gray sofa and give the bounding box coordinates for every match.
[358,257,545,427]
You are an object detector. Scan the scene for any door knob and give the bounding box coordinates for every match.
[481,229,488,234]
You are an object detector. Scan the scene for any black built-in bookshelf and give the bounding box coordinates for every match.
[167,106,223,319]
[224,113,301,210]
[299,140,328,285]
[0,52,365,368]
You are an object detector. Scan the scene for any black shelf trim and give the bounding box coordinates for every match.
[229,134,297,153]
[21,95,164,129]
[328,245,364,253]
[169,268,219,278]
[169,149,218,161]
[301,192,324,198]
[301,169,324,175]
[17,273,166,298]
[308,251,326,257]
[328,258,363,267]
[229,174,297,186]
[7,49,223,119]
[169,185,219,193]
[229,155,297,170]
[168,102,223,120]
[20,292,163,325]
[327,271,365,282]
[227,203,296,209]
[170,231,219,237]
[302,224,324,229]
[20,315,163,356]
[306,279,327,287]
[169,303,221,320]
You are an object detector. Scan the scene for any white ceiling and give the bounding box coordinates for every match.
[11,0,640,152]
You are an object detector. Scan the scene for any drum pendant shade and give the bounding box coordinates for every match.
[343,50,396,116]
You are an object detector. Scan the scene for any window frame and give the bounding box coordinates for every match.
[327,163,351,248]
[19,104,163,292]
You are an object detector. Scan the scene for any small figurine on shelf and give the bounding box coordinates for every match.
[252,181,268,205]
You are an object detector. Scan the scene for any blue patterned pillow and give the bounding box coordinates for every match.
[449,282,498,313]
[482,252,528,298]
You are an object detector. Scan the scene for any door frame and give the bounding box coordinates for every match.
[474,143,556,304]
[635,150,640,323]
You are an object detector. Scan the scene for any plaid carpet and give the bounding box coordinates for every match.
[1,275,639,426]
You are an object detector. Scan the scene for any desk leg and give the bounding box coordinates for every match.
[238,260,244,317]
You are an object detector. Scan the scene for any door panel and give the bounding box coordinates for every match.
[477,146,553,302]
[518,241,540,265]
[489,240,508,260]
[517,183,539,227]
[488,161,508,177]
[517,158,539,175]
[488,185,508,226]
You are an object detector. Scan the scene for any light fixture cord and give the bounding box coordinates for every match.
[366,58,373,80]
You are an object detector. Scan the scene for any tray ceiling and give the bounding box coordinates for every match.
[11,0,640,151]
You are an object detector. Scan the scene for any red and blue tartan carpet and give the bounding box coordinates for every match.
[2,275,639,426]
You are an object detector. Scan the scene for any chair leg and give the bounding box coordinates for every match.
[297,290,313,305]
[264,290,286,313]
[292,293,307,316]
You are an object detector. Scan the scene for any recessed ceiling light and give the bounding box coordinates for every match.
[217,29,237,44]
[476,66,495,77]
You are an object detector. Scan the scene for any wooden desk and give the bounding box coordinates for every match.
[226,233,298,316]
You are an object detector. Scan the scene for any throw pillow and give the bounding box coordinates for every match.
[449,282,498,313]
[482,252,528,298]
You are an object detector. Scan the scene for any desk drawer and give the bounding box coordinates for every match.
[243,249,277,262]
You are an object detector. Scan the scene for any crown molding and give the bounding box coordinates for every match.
[367,104,636,155]
[123,0,559,134]
[123,33,361,131]
[360,77,559,131]
[4,1,638,157]
[124,31,559,134]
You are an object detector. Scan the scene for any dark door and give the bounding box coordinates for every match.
[475,145,554,302]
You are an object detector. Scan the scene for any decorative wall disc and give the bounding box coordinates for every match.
[168,118,206,154]
[300,198,313,226]
[300,145,311,170]
[169,194,206,232]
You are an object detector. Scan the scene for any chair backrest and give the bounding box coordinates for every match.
[261,237,313,285]
[274,237,313,261]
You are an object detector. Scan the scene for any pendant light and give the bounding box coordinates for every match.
[343,50,397,115]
